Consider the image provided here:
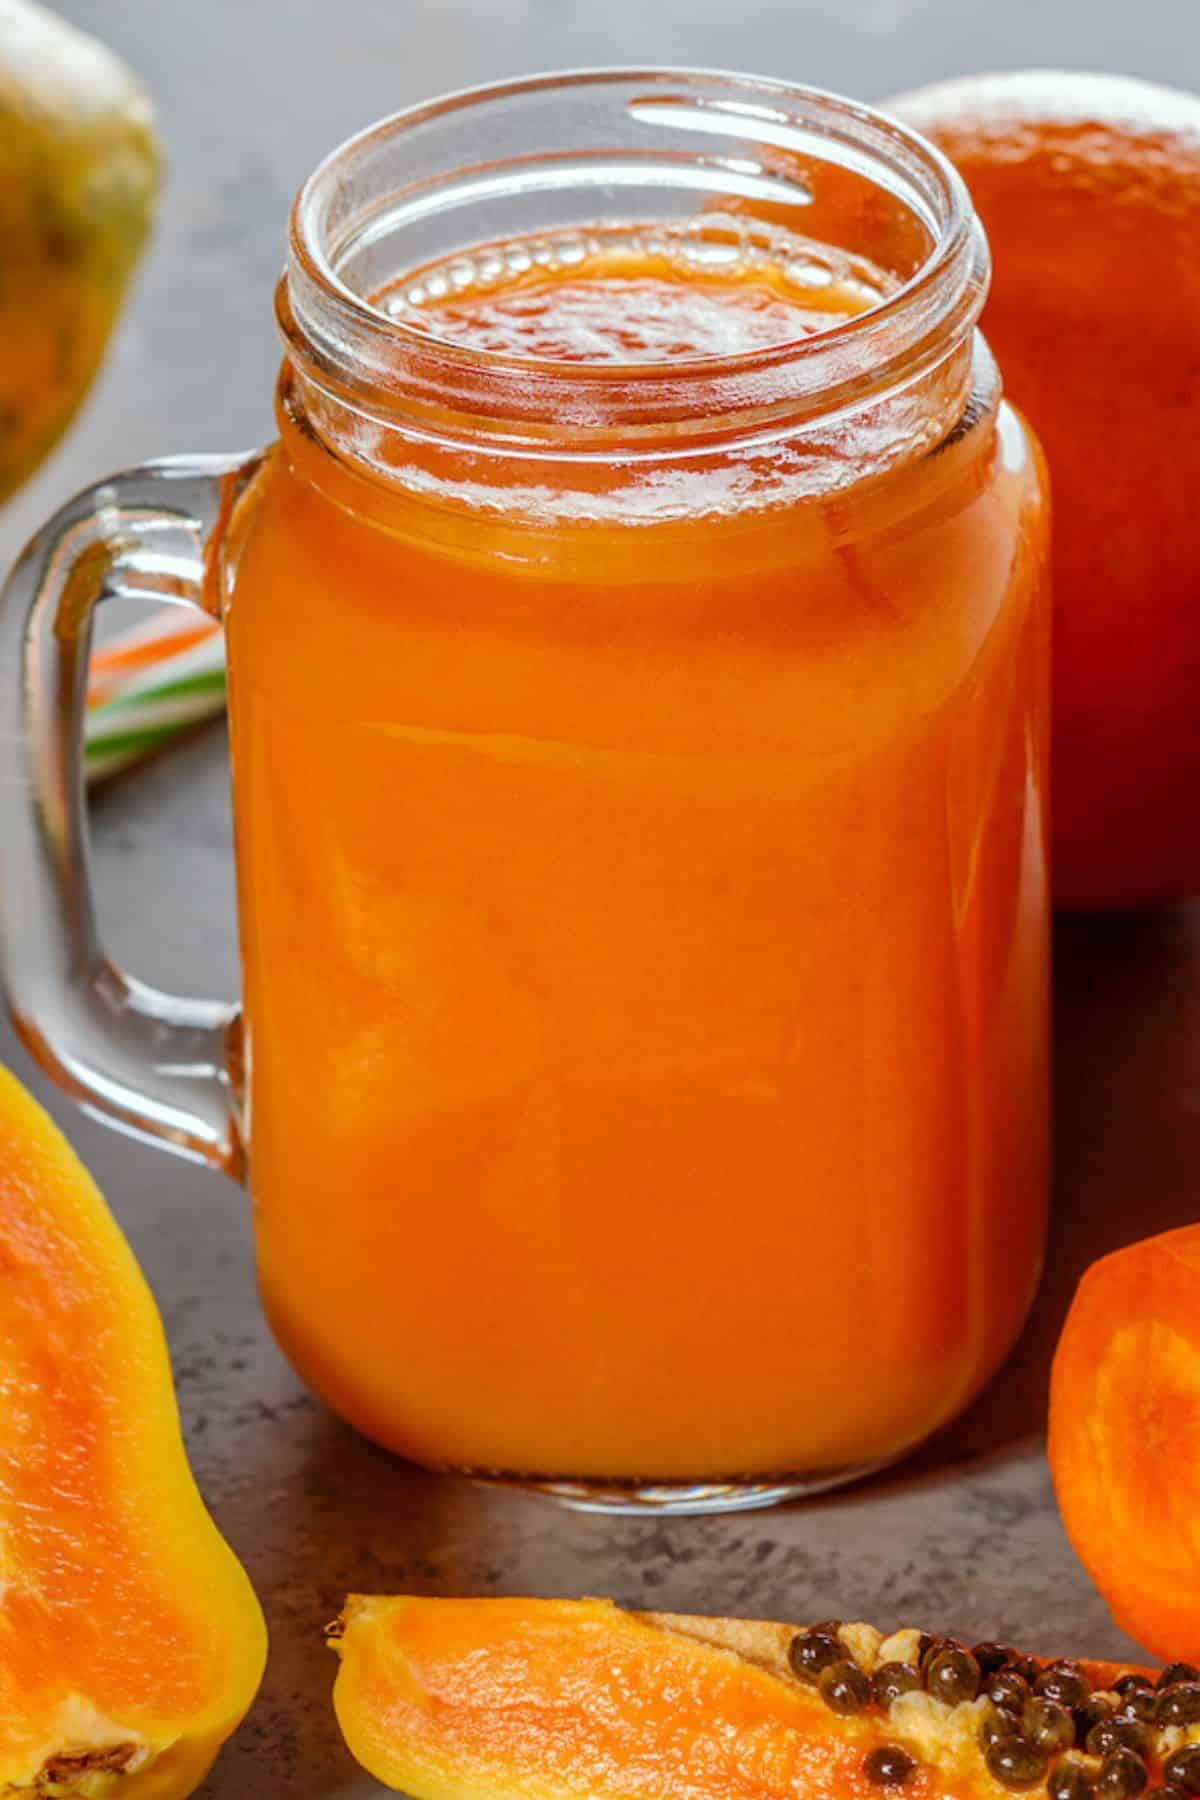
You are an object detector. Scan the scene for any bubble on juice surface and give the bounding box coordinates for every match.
[376,217,896,364]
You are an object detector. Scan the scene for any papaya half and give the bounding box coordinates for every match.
[329,1596,1200,1800]
[0,1064,266,1796]
[0,0,161,501]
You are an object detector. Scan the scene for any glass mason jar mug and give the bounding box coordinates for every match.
[0,71,1050,1513]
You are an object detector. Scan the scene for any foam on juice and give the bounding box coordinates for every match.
[375,218,896,363]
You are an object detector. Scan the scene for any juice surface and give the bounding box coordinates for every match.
[223,222,1050,1482]
[381,222,888,360]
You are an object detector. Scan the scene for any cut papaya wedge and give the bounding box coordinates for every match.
[0,1064,266,1796]
[1050,1225,1200,1667]
[328,1596,1183,1800]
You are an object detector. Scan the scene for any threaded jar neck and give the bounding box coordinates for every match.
[278,69,990,503]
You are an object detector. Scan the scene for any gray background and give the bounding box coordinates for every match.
[5,3,1200,1795]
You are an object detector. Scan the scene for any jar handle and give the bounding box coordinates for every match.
[0,453,262,1177]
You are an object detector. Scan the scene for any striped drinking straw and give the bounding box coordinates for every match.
[86,613,227,782]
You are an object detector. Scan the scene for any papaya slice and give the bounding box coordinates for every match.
[1050,1225,1200,1667]
[328,1595,1187,1800]
[0,1064,266,1796]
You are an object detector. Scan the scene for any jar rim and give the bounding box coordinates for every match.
[281,67,988,444]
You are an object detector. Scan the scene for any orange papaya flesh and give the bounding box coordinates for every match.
[0,1064,266,1797]
[329,1596,1166,1800]
[1050,1225,1200,1666]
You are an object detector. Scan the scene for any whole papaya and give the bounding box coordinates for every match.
[0,0,161,500]
[887,73,1200,908]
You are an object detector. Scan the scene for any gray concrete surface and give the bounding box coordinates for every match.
[4,2,1200,1794]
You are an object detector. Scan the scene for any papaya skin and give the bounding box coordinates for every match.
[0,1064,266,1796]
[0,0,161,502]
[885,73,1200,909]
[329,1596,1156,1800]
[1049,1226,1200,1666]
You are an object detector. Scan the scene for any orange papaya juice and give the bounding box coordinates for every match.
[193,76,1050,1506]
[220,228,1048,1494]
